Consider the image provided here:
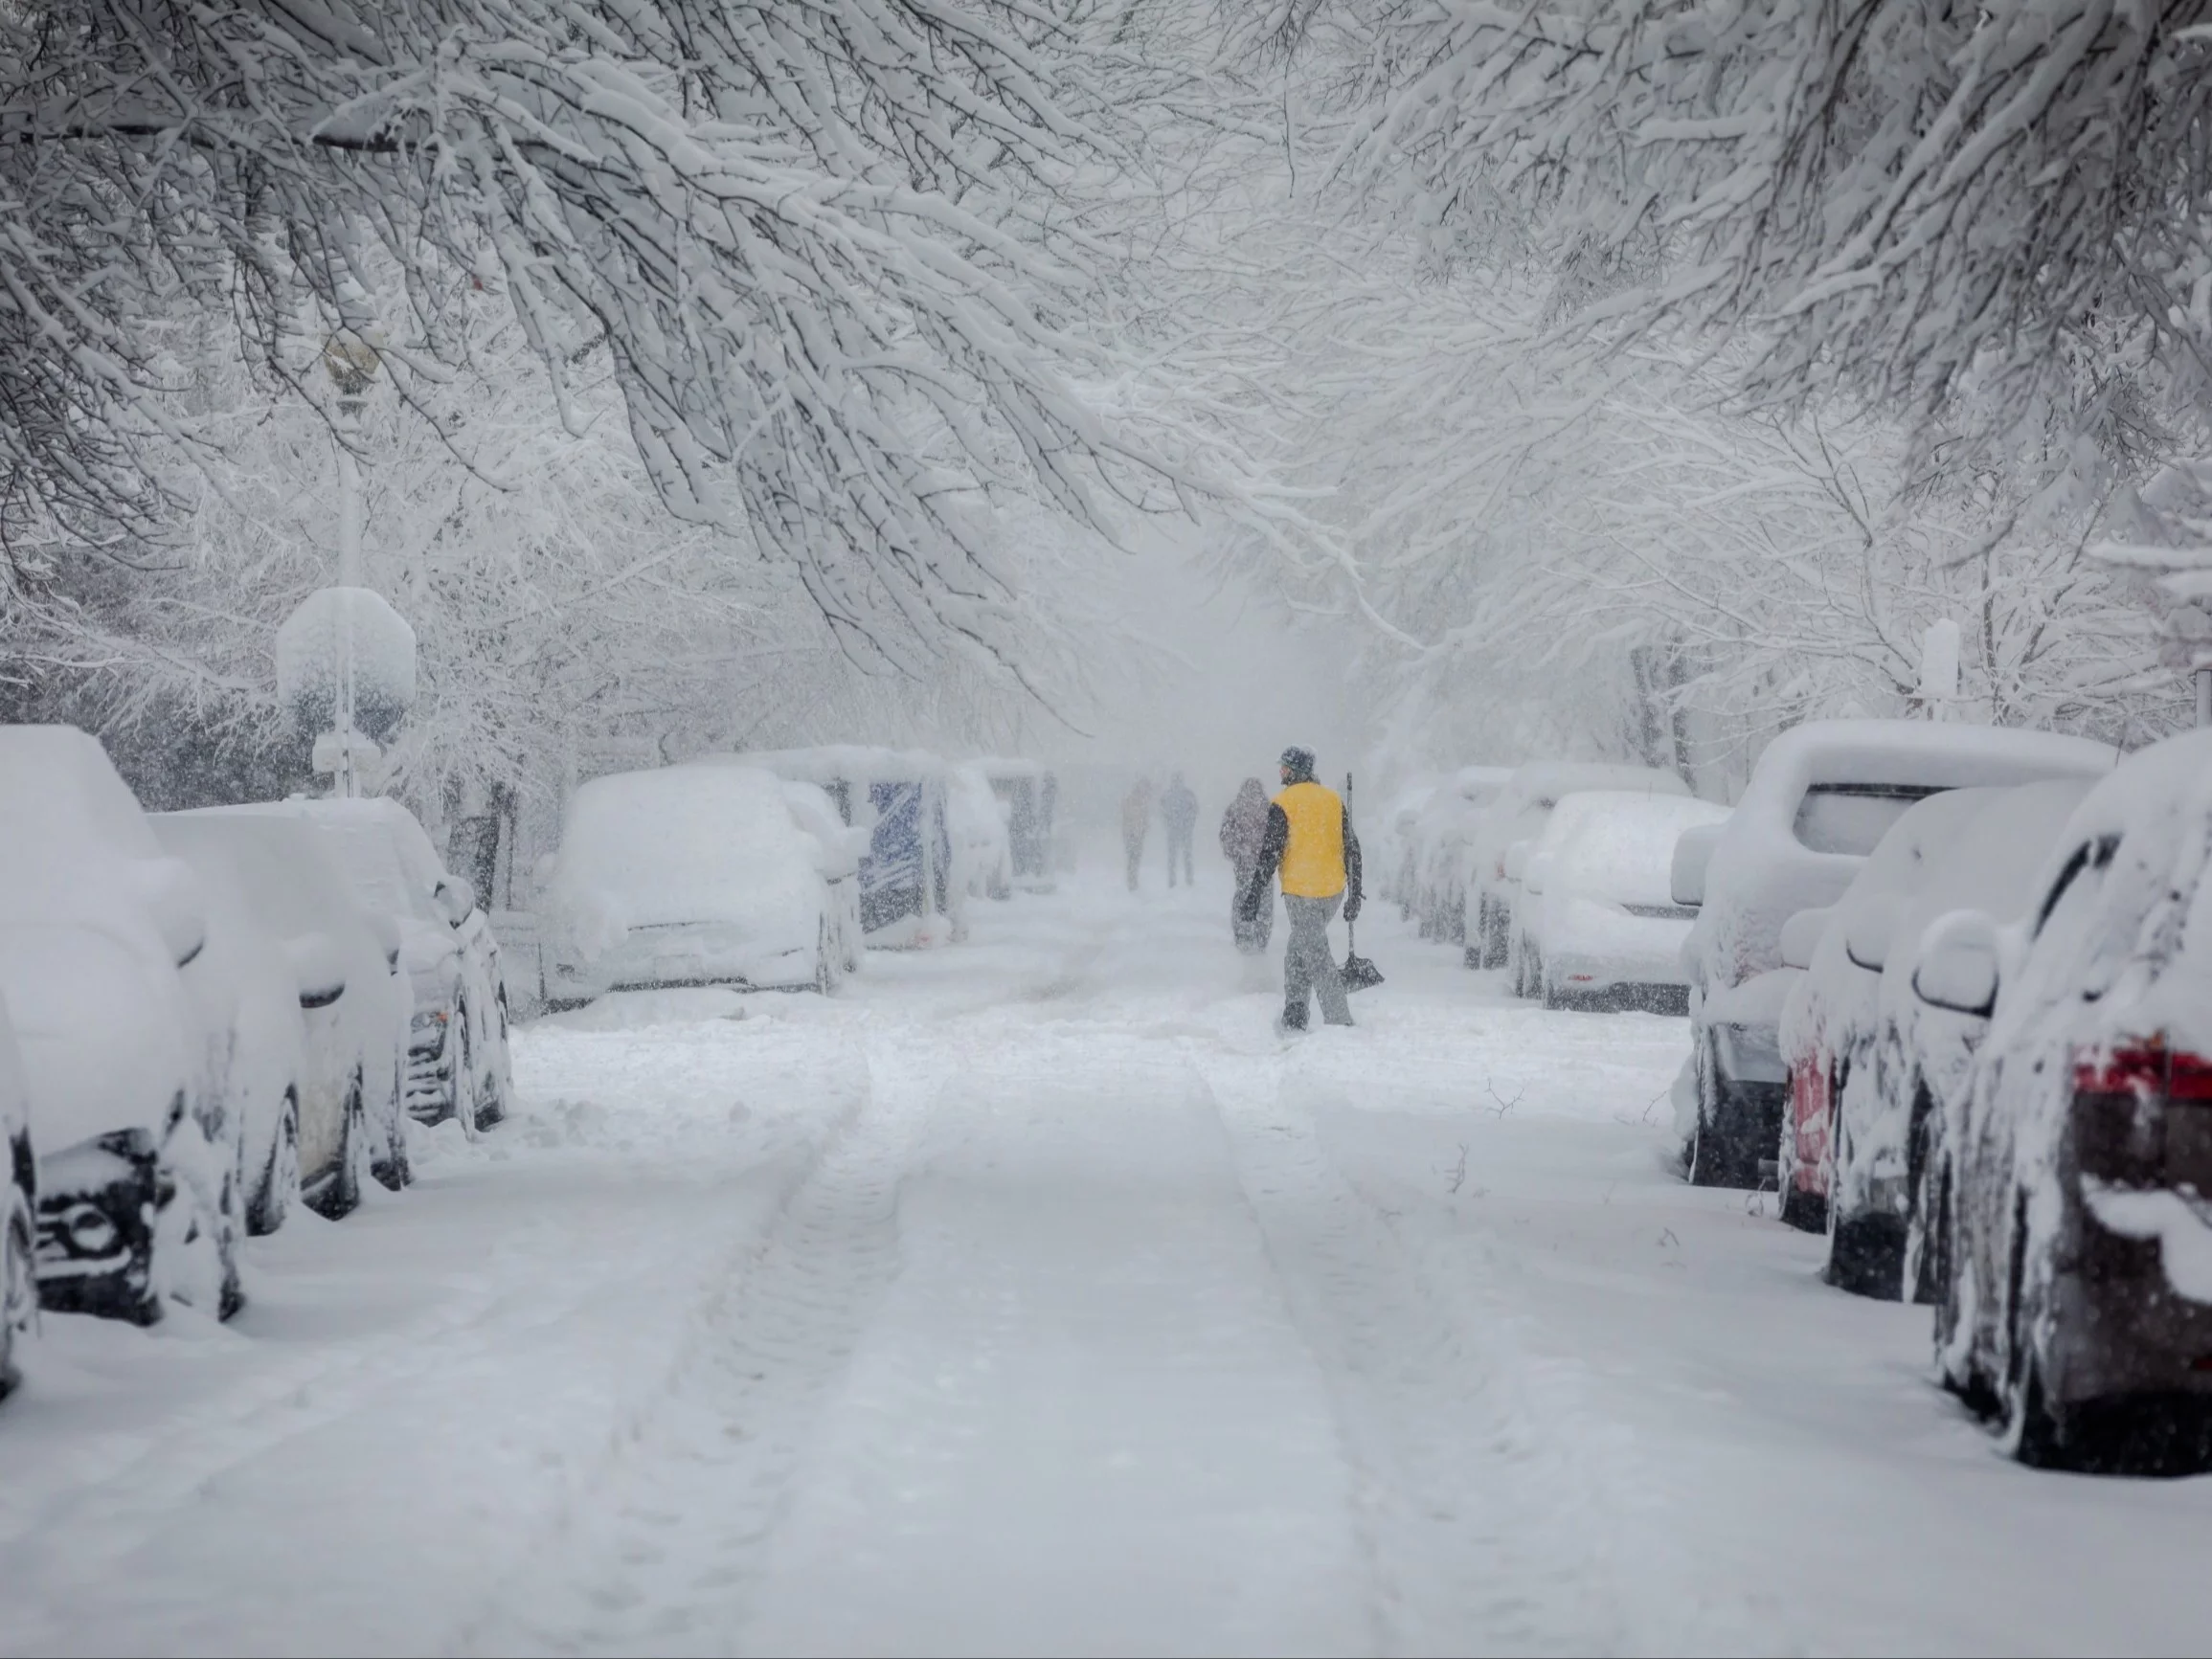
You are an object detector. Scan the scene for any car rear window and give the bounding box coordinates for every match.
[1793,784,1948,856]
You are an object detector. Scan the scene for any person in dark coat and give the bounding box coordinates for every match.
[1219,777,1274,953]
[1162,772,1199,887]
[1238,747,1362,1031]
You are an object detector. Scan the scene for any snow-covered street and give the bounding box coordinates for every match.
[5,874,2211,1657]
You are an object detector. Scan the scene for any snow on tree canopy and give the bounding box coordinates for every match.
[274,589,417,744]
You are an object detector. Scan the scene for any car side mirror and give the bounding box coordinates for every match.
[1671,824,1721,908]
[436,875,478,927]
[285,932,348,1009]
[1779,906,1833,971]
[130,857,210,969]
[1913,909,2000,1018]
[366,908,403,970]
[1843,894,1901,974]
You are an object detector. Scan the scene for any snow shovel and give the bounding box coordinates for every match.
[1342,773,1384,992]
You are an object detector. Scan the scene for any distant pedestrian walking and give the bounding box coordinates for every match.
[1121,776,1155,891]
[1237,747,1363,1032]
[1162,773,1199,887]
[1219,777,1274,953]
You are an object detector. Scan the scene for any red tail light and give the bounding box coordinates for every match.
[2072,1039,2212,1102]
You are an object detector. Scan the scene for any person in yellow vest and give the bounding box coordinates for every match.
[1237,747,1363,1031]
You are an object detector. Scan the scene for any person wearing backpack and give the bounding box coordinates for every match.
[1236,747,1362,1032]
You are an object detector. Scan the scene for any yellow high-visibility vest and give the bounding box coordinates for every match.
[1275,780,1346,899]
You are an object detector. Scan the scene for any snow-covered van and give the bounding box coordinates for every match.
[0,728,241,1325]
[1929,729,2212,1468]
[948,761,1014,908]
[979,759,1058,888]
[1519,792,1730,1012]
[0,988,34,1396]
[1673,720,2116,1189]
[158,812,411,1225]
[707,746,955,945]
[1774,782,2092,1295]
[1465,763,1691,969]
[545,764,860,1005]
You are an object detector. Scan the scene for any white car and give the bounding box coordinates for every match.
[1406,766,1510,942]
[1,990,34,1396]
[238,798,509,1138]
[545,764,861,1005]
[157,812,411,1224]
[979,760,1058,889]
[1672,719,2118,1189]
[1519,792,1730,1012]
[0,727,240,1325]
[1374,776,1439,919]
[1464,763,1692,969]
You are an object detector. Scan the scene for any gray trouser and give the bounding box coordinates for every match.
[1283,893,1351,1026]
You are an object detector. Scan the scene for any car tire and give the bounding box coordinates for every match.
[446,1020,477,1148]
[249,1091,302,1237]
[0,1193,34,1400]
[307,1071,368,1222]
[151,1138,239,1322]
[474,998,509,1132]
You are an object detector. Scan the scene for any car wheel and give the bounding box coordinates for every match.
[306,1071,368,1222]
[249,1091,302,1237]
[474,997,508,1132]
[448,1020,478,1146]
[150,1140,237,1322]
[813,919,834,996]
[1,1192,34,1399]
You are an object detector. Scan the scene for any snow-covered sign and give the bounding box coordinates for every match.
[275,588,417,743]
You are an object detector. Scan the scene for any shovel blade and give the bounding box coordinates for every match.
[1343,953,1384,992]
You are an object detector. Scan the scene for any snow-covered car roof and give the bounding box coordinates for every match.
[1687,721,2117,994]
[1466,762,1691,888]
[705,745,948,789]
[1982,728,2212,1058]
[156,811,382,947]
[973,757,1052,784]
[225,797,447,926]
[1531,792,1730,908]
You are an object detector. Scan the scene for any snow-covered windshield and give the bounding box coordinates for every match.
[1793,785,1946,856]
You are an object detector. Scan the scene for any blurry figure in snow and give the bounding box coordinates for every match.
[1238,747,1363,1032]
[1120,775,1155,891]
[1219,778,1274,953]
[1162,772,1199,887]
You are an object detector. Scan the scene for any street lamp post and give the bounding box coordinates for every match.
[320,328,383,796]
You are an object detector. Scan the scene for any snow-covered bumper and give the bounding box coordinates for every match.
[1541,900,1698,1011]
[550,921,815,1007]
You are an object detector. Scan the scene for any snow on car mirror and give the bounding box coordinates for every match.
[128,857,209,969]
[1843,895,1901,973]
[1778,906,1833,971]
[1912,909,2000,1018]
[1671,823,1720,908]
[284,932,348,1009]
[437,876,479,926]
[366,908,403,969]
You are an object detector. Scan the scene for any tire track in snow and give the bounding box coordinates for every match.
[462,1038,935,1657]
[1195,1051,1740,1658]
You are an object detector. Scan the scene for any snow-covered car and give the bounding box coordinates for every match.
[980,760,1058,889]
[1374,775,1439,918]
[0,989,34,1397]
[1775,781,2093,1293]
[1464,763,1691,969]
[242,798,508,1138]
[1409,766,1512,942]
[1925,729,2212,1468]
[0,727,241,1325]
[544,764,858,1005]
[157,812,411,1224]
[707,747,955,945]
[772,776,866,976]
[948,761,1014,909]
[1673,720,2117,1189]
[1518,792,1730,1012]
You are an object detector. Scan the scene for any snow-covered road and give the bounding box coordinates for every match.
[6,872,2212,1656]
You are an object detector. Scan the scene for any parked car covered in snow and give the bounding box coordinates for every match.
[948,761,1014,908]
[1673,721,2116,1189]
[544,764,858,1005]
[1776,781,2094,1294]
[1465,763,1691,970]
[241,798,508,1137]
[1374,775,1439,918]
[1405,766,1510,941]
[0,991,34,1396]
[980,759,1058,889]
[0,728,241,1325]
[1518,792,1730,1012]
[1926,730,2212,1468]
[709,747,955,945]
[157,812,411,1225]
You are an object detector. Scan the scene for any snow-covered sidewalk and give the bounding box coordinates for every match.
[4,871,2212,1655]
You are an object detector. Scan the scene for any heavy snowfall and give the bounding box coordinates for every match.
[10,0,2212,1653]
